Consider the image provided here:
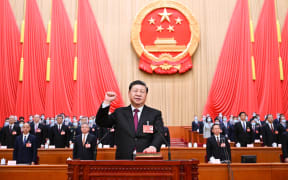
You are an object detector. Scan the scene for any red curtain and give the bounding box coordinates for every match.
[72,0,124,117]
[15,0,48,120]
[281,11,288,117]
[45,0,75,117]
[0,0,21,124]
[253,0,283,118]
[203,0,258,118]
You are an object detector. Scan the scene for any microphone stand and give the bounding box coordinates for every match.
[221,137,234,180]
[154,125,171,160]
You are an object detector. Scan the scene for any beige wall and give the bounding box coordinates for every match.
[9,0,288,125]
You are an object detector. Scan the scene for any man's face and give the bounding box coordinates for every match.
[81,124,89,134]
[128,84,147,107]
[240,113,246,121]
[57,117,63,124]
[9,116,15,124]
[23,123,30,134]
[267,115,273,123]
[212,125,221,136]
[34,116,40,123]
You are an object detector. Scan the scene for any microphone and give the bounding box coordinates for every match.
[154,125,171,161]
[220,137,230,163]
[97,125,115,146]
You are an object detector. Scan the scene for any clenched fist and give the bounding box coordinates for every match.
[104,91,117,105]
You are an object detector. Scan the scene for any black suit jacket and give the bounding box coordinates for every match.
[30,122,47,148]
[13,134,37,164]
[282,132,288,159]
[1,124,21,148]
[73,133,97,160]
[206,135,231,161]
[49,124,70,148]
[96,105,164,160]
[234,121,253,147]
[262,123,278,146]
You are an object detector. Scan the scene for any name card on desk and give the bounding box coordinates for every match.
[103,145,110,148]
[49,145,56,149]
[0,146,7,149]
[7,160,16,166]
[247,144,254,148]
[254,139,260,143]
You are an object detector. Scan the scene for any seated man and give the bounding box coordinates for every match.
[206,124,231,162]
[73,122,97,160]
[13,123,37,164]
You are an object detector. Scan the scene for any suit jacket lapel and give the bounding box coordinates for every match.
[137,105,147,135]
[126,105,136,137]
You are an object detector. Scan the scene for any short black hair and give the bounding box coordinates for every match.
[239,112,247,117]
[212,123,220,130]
[129,80,148,93]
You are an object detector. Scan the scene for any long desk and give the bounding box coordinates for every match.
[198,163,288,180]
[0,147,282,164]
[0,163,287,180]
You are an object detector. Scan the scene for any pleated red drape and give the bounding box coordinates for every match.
[203,0,258,118]
[72,0,124,117]
[281,12,288,117]
[254,0,283,118]
[15,0,48,120]
[0,0,21,122]
[45,0,74,117]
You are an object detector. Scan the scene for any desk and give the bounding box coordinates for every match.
[0,147,282,164]
[198,163,288,180]
[0,165,67,180]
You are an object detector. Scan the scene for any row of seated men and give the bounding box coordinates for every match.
[0,114,171,149]
[6,120,288,165]
[192,112,288,147]
[0,115,119,149]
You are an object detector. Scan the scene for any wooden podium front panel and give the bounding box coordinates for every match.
[67,160,199,180]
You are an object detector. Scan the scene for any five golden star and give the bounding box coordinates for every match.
[156,25,164,32]
[158,8,172,22]
[167,25,174,32]
[175,17,183,24]
[148,17,155,24]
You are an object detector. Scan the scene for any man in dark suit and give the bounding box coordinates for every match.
[1,115,21,148]
[96,80,164,160]
[192,116,204,134]
[49,115,70,148]
[282,132,288,163]
[250,118,261,141]
[206,124,231,162]
[13,123,37,164]
[234,112,253,147]
[30,114,47,148]
[262,114,278,146]
[73,122,97,160]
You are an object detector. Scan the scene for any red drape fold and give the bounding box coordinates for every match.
[45,0,74,117]
[254,0,283,118]
[15,0,48,120]
[281,11,288,117]
[0,0,21,123]
[203,0,258,118]
[72,0,124,117]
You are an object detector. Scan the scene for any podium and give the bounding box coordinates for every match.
[67,159,199,180]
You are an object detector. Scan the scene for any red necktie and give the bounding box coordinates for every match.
[133,109,139,132]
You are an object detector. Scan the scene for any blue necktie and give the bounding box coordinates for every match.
[23,136,27,144]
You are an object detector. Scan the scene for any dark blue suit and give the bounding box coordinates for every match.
[13,134,37,164]
[73,134,97,160]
